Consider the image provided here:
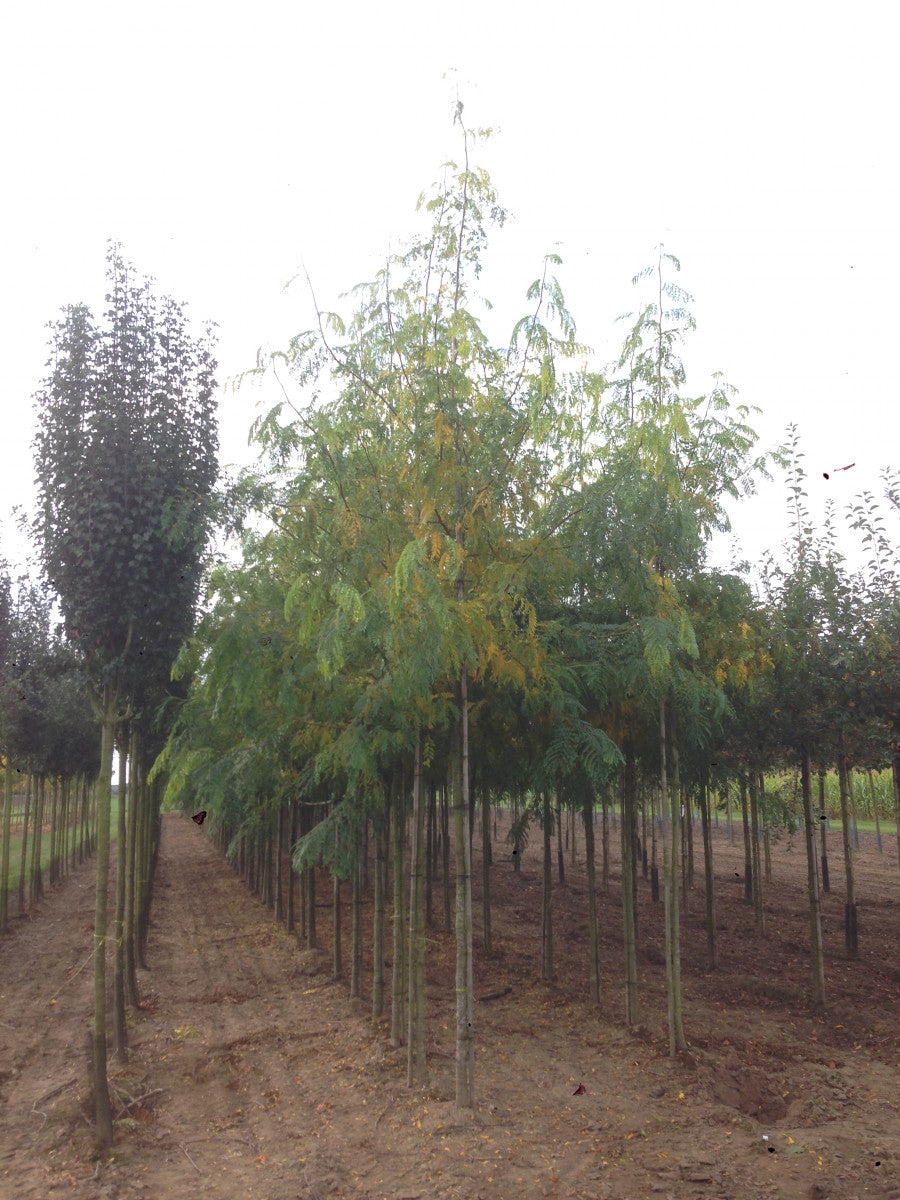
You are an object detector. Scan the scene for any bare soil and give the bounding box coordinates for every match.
[1,810,899,1200]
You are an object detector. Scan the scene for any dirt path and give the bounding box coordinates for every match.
[1,810,899,1199]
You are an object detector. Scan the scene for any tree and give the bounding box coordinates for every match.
[32,244,217,1145]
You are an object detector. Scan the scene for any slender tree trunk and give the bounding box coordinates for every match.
[725,782,733,843]
[868,769,883,852]
[452,673,475,1109]
[124,728,140,1007]
[390,774,407,1048]
[699,772,717,970]
[541,793,554,980]
[306,856,316,951]
[92,687,115,1148]
[441,783,452,931]
[286,801,296,933]
[48,777,59,886]
[351,821,363,998]
[837,754,858,958]
[749,772,765,936]
[274,803,284,923]
[660,702,686,1054]
[848,766,860,851]
[641,796,648,879]
[425,783,434,928]
[760,772,772,884]
[801,744,826,1011]
[372,810,386,1016]
[667,717,686,1052]
[333,875,342,981]
[0,758,13,932]
[892,747,900,870]
[622,753,639,1026]
[740,774,753,902]
[570,800,577,867]
[684,785,694,895]
[29,776,45,908]
[650,784,659,903]
[407,739,427,1086]
[113,737,128,1059]
[818,768,830,893]
[583,794,599,1004]
[481,787,492,953]
[555,795,565,885]
[601,788,610,894]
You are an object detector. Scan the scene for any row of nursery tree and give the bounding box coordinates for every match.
[3,109,899,1144]
[152,116,900,1097]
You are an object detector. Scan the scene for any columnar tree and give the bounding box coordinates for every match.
[32,245,217,1145]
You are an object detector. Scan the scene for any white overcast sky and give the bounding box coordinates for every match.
[2,0,898,584]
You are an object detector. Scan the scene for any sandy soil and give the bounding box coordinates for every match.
[1,808,899,1200]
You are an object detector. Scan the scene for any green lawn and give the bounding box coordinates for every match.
[1,796,118,889]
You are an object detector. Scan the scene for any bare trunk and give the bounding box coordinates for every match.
[541,792,554,980]
[113,737,128,1059]
[583,794,599,1004]
[407,739,427,1086]
[92,686,115,1147]
[699,772,717,970]
[452,677,475,1109]
[801,744,827,1012]
[622,752,639,1027]
[837,754,858,958]
[390,775,406,1048]
[481,787,492,953]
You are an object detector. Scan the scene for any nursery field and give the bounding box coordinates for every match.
[1,810,899,1200]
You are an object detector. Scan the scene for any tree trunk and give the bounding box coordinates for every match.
[583,794,599,1004]
[442,783,452,931]
[113,737,128,1060]
[452,673,475,1109]
[660,701,686,1055]
[725,782,733,843]
[801,743,826,1012]
[390,774,406,1048]
[333,875,342,981]
[372,811,385,1018]
[837,754,858,958]
[274,803,284,923]
[124,728,140,1007]
[0,756,13,932]
[868,769,883,853]
[481,786,492,953]
[306,857,316,951]
[650,784,659,903]
[760,772,772,884]
[286,801,296,933]
[92,686,115,1148]
[29,775,45,908]
[407,739,427,1086]
[425,782,434,927]
[622,752,639,1026]
[740,774,752,902]
[540,793,554,980]
[351,823,363,998]
[699,772,717,971]
[818,768,830,893]
[601,788,610,894]
[748,773,765,936]
[555,795,565,885]
[892,747,900,870]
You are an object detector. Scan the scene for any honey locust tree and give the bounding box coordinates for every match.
[32,245,217,1145]
[556,248,776,1047]
[243,105,590,1106]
